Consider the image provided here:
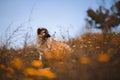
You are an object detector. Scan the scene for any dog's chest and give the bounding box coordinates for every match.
[37,39,49,52]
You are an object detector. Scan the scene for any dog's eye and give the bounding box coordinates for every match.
[42,30,46,33]
[42,33,45,35]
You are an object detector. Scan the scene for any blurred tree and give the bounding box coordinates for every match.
[86,1,120,34]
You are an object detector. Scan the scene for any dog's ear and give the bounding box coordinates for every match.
[37,28,41,35]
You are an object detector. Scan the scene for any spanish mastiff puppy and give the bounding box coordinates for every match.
[37,28,72,60]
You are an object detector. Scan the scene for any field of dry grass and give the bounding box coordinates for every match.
[0,32,120,80]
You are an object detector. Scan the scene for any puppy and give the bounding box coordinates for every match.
[37,28,71,60]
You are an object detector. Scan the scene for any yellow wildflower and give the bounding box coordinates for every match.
[90,44,92,47]
[80,45,83,48]
[24,68,56,78]
[36,68,56,78]
[24,68,36,76]
[73,45,76,48]
[80,56,90,64]
[0,64,6,70]
[31,60,42,68]
[10,58,24,70]
[98,53,110,62]
[96,46,100,49]
[88,41,91,44]
[7,67,14,74]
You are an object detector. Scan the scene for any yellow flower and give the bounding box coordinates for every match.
[88,41,91,44]
[24,68,36,76]
[80,45,83,48]
[90,44,92,47]
[73,45,76,48]
[10,58,24,70]
[24,68,56,78]
[98,54,110,62]
[96,46,100,49]
[80,56,90,64]
[36,68,56,78]
[0,64,6,70]
[7,67,14,74]
[31,60,42,68]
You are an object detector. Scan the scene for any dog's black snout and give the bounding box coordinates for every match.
[45,33,51,38]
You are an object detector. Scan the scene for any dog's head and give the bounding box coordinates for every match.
[37,28,51,40]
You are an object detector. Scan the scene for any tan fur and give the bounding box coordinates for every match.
[36,28,71,60]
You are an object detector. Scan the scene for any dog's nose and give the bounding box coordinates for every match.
[45,34,51,38]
